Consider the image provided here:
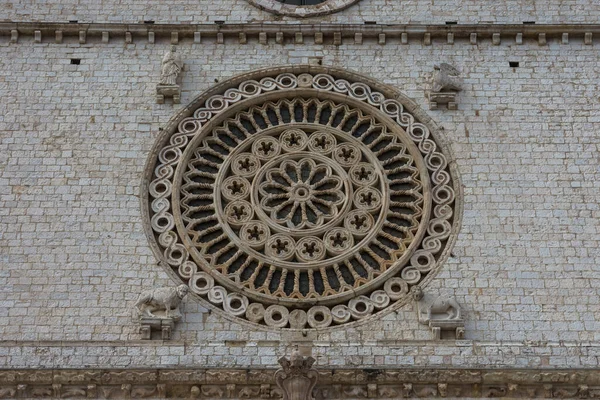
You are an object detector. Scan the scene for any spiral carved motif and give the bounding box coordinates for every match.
[144,68,460,329]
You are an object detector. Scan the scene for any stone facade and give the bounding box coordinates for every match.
[1,0,600,398]
[3,0,600,23]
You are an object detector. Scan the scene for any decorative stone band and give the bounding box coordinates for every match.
[1,367,599,398]
[1,22,598,46]
[142,66,461,330]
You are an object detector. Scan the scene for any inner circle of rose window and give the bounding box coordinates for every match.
[179,97,427,303]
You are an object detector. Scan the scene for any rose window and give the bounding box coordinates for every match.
[144,67,461,329]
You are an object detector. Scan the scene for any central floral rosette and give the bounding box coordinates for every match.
[259,157,345,230]
[214,124,385,267]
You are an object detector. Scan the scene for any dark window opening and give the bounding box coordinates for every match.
[144,20,155,24]
[70,59,81,65]
[509,61,519,68]
[523,21,535,24]
[445,21,458,25]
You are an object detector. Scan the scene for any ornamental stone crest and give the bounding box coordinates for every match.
[275,348,318,400]
[142,66,462,330]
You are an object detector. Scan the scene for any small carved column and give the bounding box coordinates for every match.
[275,348,318,400]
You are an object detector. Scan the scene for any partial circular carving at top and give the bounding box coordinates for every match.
[142,65,462,330]
[247,0,361,17]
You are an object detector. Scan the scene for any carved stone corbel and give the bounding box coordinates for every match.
[411,286,465,340]
[275,348,318,400]
[428,63,462,110]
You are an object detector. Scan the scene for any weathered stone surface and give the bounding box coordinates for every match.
[3,0,600,23]
[1,0,599,390]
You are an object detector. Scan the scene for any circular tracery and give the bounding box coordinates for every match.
[144,67,461,329]
[178,98,426,305]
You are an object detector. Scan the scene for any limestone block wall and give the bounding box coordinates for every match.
[3,0,600,24]
[0,0,599,372]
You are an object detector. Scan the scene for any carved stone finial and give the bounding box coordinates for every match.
[156,45,183,104]
[412,286,465,340]
[275,348,318,400]
[428,63,462,110]
[134,284,189,340]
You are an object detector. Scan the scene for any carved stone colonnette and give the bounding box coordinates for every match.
[0,367,599,398]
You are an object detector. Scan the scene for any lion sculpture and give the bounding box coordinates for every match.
[411,286,462,322]
[134,284,189,319]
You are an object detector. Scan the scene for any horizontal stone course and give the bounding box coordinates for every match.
[0,341,599,368]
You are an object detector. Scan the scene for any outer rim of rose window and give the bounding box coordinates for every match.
[247,0,361,17]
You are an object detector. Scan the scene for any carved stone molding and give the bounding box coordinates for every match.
[141,65,463,330]
[1,22,598,47]
[1,367,599,399]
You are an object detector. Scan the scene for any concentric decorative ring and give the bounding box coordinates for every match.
[143,66,461,330]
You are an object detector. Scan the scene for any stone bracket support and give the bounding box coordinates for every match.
[428,92,457,110]
[139,317,175,340]
[156,84,181,104]
[430,319,466,340]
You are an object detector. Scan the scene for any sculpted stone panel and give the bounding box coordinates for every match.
[142,66,462,330]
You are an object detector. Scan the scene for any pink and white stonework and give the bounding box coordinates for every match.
[1,0,600,398]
